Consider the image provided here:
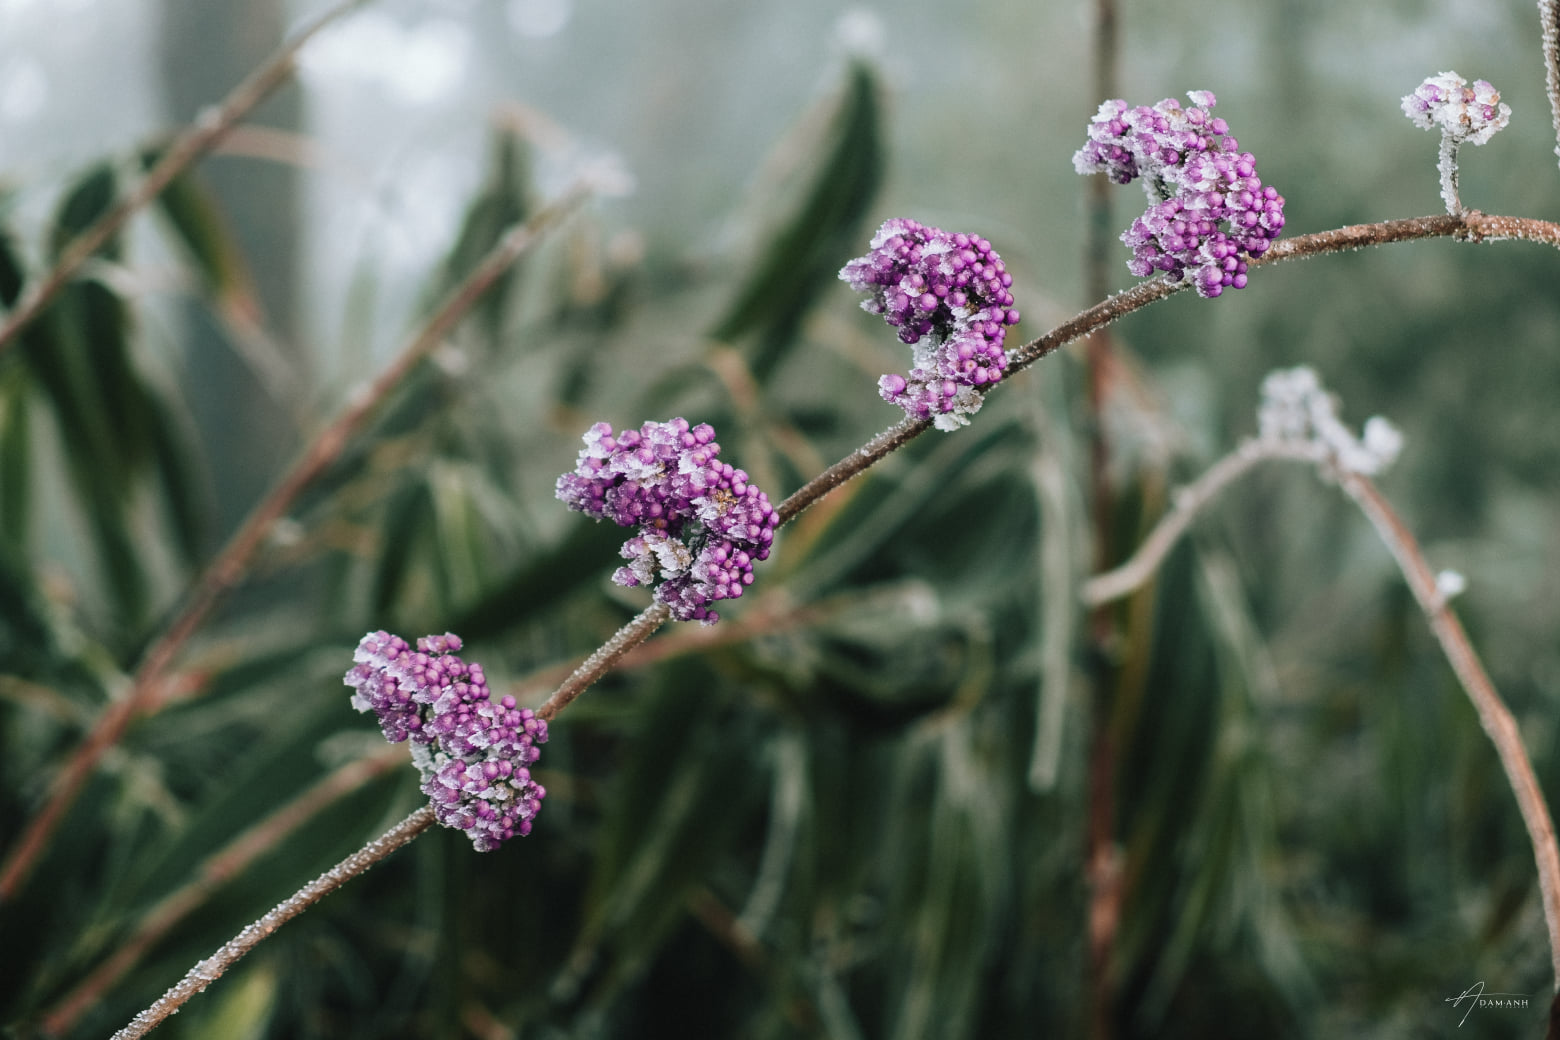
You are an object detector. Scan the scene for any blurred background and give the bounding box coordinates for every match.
[2,0,1559,1036]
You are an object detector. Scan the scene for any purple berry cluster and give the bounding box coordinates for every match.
[346,630,548,851]
[1073,91,1285,298]
[839,218,1020,431]
[555,418,778,625]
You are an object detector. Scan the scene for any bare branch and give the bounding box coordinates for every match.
[110,807,436,1040]
[1081,439,1320,606]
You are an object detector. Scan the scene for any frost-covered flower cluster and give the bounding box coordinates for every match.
[555,418,778,624]
[1402,73,1511,145]
[1074,91,1285,298]
[346,631,548,851]
[839,218,1021,431]
[1257,367,1403,477]
[1401,72,1510,215]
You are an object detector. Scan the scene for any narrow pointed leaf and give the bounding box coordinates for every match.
[141,145,261,312]
[711,61,883,379]
[49,162,120,262]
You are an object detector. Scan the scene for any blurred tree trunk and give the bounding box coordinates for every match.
[159,0,300,538]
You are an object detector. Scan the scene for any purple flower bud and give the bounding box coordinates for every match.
[840,218,1020,430]
[555,419,778,625]
[1074,90,1284,299]
[345,631,548,851]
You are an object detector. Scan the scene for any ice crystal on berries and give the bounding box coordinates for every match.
[1402,72,1510,215]
[839,218,1020,430]
[1074,91,1285,298]
[346,630,548,851]
[555,418,778,624]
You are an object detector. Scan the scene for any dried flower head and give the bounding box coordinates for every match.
[1074,91,1285,298]
[556,418,778,624]
[839,218,1020,430]
[346,631,548,851]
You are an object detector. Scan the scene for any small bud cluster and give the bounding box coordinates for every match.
[346,631,548,851]
[555,418,778,624]
[839,218,1021,431]
[1401,72,1511,216]
[1074,91,1285,298]
[1257,367,1403,478]
[1402,73,1511,145]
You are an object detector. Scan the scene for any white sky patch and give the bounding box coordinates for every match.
[300,12,472,106]
[507,0,572,40]
[0,58,47,122]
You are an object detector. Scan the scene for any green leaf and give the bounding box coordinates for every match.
[710,60,884,379]
[568,673,762,1001]
[0,220,25,307]
[141,145,261,312]
[144,387,208,566]
[49,161,120,262]
[0,366,30,546]
[371,479,436,619]
[431,128,532,344]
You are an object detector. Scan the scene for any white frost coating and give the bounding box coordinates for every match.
[931,386,984,431]
[1256,366,1404,478]
[1546,0,1560,167]
[1402,72,1512,215]
[113,809,436,1039]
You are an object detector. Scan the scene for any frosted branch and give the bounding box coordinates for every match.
[1543,0,1560,170]
[536,603,672,721]
[41,748,404,1036]
[111,806,436,1040]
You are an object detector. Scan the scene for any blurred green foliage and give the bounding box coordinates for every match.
[3,5,1560,1039]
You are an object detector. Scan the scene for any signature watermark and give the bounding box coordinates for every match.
[1445,980,1529,1027]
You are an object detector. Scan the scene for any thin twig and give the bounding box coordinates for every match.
[0,183,592,904]
[1081,436,1560,988]
[39,747,404,1037]
[1340,474,1560,988]
[0,0,373,358]
[536,603,671,721]
[1080,439,1320,606]
[110,806,436,1040]
[1541,0,1560,170]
